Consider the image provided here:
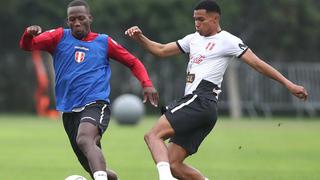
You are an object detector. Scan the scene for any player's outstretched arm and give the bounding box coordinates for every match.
[125,26,181,58]
[241,49,308,101]
[19,25,42,51]
[20,25,62,53]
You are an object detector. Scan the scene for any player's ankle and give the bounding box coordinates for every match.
[156,161,175,180]
[93,171,108,180]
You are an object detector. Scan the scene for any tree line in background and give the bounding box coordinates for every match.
[0,0,319,113]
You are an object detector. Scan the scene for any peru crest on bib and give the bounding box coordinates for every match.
[75,51,85,63]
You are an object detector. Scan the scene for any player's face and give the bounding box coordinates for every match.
[194,9,219,36]
[67,6,92,39]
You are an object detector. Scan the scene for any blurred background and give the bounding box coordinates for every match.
[0,0,319,118]
[1,1,320,180]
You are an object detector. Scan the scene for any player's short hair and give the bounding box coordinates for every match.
[68,0,90,13]
[194,0,221,15]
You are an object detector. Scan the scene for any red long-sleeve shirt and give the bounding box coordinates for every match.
[20,27,153,88]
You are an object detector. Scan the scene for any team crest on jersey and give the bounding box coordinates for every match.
[75,51,86,63]
[206,42,215,51]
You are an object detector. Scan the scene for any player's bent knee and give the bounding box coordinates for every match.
[76,134,91,150]
[144,130,159,145]
[144,132,152,144]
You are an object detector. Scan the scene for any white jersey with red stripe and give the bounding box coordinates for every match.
[177,30,248,96]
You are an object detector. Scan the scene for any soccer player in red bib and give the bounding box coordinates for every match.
[19,0,158,179]
[125,0,308,180]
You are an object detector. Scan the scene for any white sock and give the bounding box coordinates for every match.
[204,178,209,180]
[156,162,177,180]
[93,171,108,180]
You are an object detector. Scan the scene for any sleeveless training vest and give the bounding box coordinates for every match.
[53,29,110,112]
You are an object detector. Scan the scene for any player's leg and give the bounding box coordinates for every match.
[62,113,93,176]
[168,143,206,180]
[96,141,118,180]
[77,122,107,178]
[144,115,176,180]
[105,169,118,180]
[63,110,118,180]
[165,95,217,180]
[77,123,117,180]
[76,101,117,180]
[167,119,216,180]
[144,115,175,162]
[145,94,201,163]
[145,94,204,180]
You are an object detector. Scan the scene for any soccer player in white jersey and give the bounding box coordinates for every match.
[125,0,308,180]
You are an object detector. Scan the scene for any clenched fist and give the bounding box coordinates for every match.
[26,25,42,36]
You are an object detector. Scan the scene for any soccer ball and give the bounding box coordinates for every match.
[112,94,145,125]
[65,175,87,180]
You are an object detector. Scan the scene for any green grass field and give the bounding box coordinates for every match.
[0,115,319,180]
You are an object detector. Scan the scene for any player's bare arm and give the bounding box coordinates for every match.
[241,49,308,100]
[26,25,42,36]
[125,26,181,57]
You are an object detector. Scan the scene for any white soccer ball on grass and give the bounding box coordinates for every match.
[65,175,87,180]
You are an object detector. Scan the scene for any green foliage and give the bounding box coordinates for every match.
[219,0,320,61]
[1,0,320,112]
[2,0,320,58]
